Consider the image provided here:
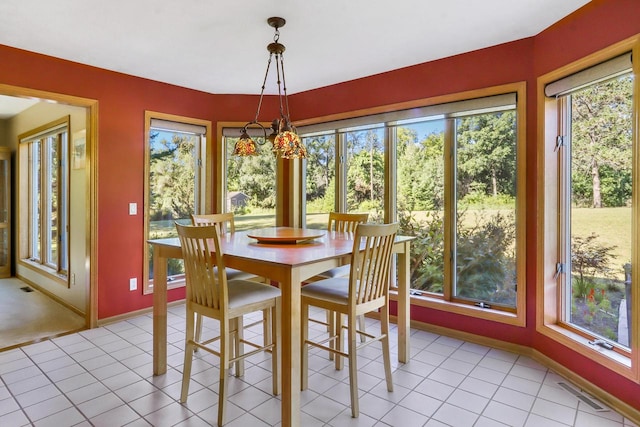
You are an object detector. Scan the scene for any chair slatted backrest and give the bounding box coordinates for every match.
[191,213,236,235]
[328,212,369,233]
[350,223,399,306]
[176,223,227,312]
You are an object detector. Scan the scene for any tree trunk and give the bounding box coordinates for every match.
[370,146,374,202]
[592,160,602,208]
[491,167,498,197]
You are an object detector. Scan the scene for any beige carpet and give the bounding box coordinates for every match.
[0,277,85,350]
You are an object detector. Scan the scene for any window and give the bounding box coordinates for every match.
[19,116,69,278]
[453,110,518,308]
[396,118,446,294]
[220,125,276,230]
[345,125,385,218]
[144,113,209,293]
[539,42,638,375]
[299,83,526,324]
[303,131,336,229]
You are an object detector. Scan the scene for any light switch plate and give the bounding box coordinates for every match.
[129,278,137,291]
[129,203,137,215]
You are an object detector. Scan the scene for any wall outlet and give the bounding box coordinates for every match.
[129,277,137,291]
[129,203,137,215]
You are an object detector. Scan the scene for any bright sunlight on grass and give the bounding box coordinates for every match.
[572,207,631,279]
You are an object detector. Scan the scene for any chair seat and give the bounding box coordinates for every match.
[225,268,257,281]
[228,280,281,309]
[301,277,350,304]
[315,264,350,279]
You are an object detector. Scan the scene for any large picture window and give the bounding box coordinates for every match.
[219,125,277,230]
[560,70,633,350]
[304,131,336,229]
[299,83,526,324]
[539,41,639,376]
[345,125,385,217]
[453,110,517,308]
[144,113,210,293]
[19,116,70,278]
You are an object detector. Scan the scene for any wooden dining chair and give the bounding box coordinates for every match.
[176,223,281,427]
[301,222,399,418]
[316,212,369,278]
[191,213,259,281]
[307,212,369,342]
[191,213,268,345]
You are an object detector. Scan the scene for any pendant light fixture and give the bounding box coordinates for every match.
[233,17,307,159]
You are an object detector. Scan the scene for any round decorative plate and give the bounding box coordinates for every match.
[247,228,325,244]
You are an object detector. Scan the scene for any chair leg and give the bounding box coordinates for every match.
[233,316,244,377]
[301,301,309,391]
[271,301,281,395]
[180,309,196,403]
[194,313,203,351]
[328,310,335,361]
[381,306,394,392]
[334,313,344,371]
[263,308,271,353]
[347,314,359,418]
[357,314,366,343]
[325,309,332,332]
[218,320,230,427]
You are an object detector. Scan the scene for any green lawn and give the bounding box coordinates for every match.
[148,211,330,239]
[149,207,631,279]
[572,207,631,279]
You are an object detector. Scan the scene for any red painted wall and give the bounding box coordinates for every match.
[1,0,640,412]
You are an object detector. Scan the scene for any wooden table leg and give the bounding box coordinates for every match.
[280,269,301,427]
[153,249,168,376]
[397,241,411,363]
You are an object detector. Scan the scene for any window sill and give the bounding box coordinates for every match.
[538,322,634,380]
[19,259,68,287]
[143,276,186,295]
[390,290,525,327]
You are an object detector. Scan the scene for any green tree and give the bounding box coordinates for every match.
[455,111,516,201]
[149,132,196,221]
[398,129,446,211]
[571,75,633,208]
[226,138,277,210]
[304,134,335,209]
[346,129,384,210]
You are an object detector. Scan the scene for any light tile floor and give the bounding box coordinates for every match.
[0,303,637,427]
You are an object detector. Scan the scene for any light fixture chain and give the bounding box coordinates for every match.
[234,16,306,159]
[275,53,285,121]
[279,53,292,126]
[254,52,274,124]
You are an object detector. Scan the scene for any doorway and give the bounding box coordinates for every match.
[0,84,97,348]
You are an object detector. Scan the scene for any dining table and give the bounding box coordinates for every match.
[148,226,414,427]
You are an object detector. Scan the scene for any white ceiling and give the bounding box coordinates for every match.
[0,0,589,99]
